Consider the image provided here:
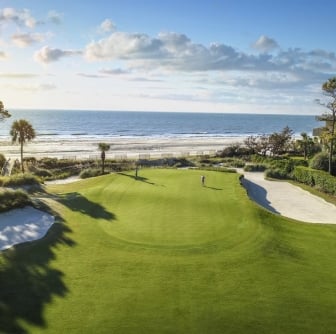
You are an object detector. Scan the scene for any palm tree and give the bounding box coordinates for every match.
[10,119,36,173]
[98,142,110,174]
[297,132,313,160]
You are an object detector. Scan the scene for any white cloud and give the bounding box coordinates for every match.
[85,32,165,61]
[47,10,63,24]
[252,35,279,53]
[0,7,36,28]
[0,72,38,78]
[99,68,130,75]
[77,73,106,78]
[99,19,116,33]
[11,32,49,48]
[83,30,336,93]
[34,46,82,64]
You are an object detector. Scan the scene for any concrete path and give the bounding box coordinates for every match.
[240,170,336,224]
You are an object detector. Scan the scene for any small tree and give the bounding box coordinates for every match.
[296,132,315,160]
[316,77,336,175]
[98,143,110,174]
[244,135,259,154]
[268,126,293,156]
[10,119,36,173]
[0,101,11,122]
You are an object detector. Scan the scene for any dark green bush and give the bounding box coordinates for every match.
[0,153,6,169]
[309,152,336,174]
[39,157,78,169]
[173,158,195,168]
[201,167,237,173]
[32,168,53,178]
[241,155,308,179]
[217,144,251,158]
[293,166,336,195]
[265,168,288,179]
[244,164,267,172]
[80,168,103,179]
[220,158,245,168]
[0,174,40,187]
[44,172,73,181]
[0,189,31,212]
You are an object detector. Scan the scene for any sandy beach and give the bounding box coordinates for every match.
[0,136,246,160]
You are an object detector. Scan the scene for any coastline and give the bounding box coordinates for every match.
[0,136,246,160]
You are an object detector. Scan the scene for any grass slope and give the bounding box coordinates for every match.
[1,169,336,333]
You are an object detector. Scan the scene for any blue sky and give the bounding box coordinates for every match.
[1,0,336,114]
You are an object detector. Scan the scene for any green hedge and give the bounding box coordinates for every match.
[0,174,40,187]
[293,166,336,195]
[244,164,267,172]
[80,168,103,179]
[0,189,31,212]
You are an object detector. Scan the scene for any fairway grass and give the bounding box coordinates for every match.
[1,169,336,333]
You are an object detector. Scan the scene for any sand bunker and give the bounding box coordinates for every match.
[0,206,55,251]
[241,171,336,224]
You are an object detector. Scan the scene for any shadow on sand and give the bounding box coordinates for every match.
[241,177,280,214]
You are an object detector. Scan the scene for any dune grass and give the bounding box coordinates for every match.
[1,169,336,333]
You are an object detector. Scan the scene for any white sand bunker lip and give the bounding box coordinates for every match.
[0,206,55,251]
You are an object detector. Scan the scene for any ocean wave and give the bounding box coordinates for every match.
[38,133,60,136]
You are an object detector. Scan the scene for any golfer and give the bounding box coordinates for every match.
[201,175,205,186]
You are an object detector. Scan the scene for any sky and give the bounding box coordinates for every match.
[1,0,336,114]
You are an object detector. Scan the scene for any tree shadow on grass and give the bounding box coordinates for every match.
[58,192,116,221]
[0,201,75,333]
[118,172,156,186]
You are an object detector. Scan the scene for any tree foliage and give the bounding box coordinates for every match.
[244,127,293,156]
[10,119,36,173]
[0,101,11,122]
[295,132,319,160]
[316,77,336,174]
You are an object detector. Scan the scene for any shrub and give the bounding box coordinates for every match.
[292,166,315,186]
[173,158,195,168]
[293,166,336,195]
[201,167,237,173]
[38,157,77,169]
[0,174,40,187]
[310,152,336,173]
[0,189,31,212]
[80,168,103,179]
[244,164,267,172]
[0,153,6,169]
[217,144,251,158]
[265,168,289,179]
[31,168,53,178]
[220,158,245,168]
[44,172,73,181]
[23,156,37,164]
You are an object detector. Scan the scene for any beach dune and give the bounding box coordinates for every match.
[0,136,246,160]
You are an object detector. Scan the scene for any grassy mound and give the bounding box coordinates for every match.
[1,169,336,333]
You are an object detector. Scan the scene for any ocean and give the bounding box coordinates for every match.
[0,109,319,141]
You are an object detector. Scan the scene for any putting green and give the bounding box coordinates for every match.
[66,169,257,248]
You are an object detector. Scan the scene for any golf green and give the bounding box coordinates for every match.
[1,169,336,334]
